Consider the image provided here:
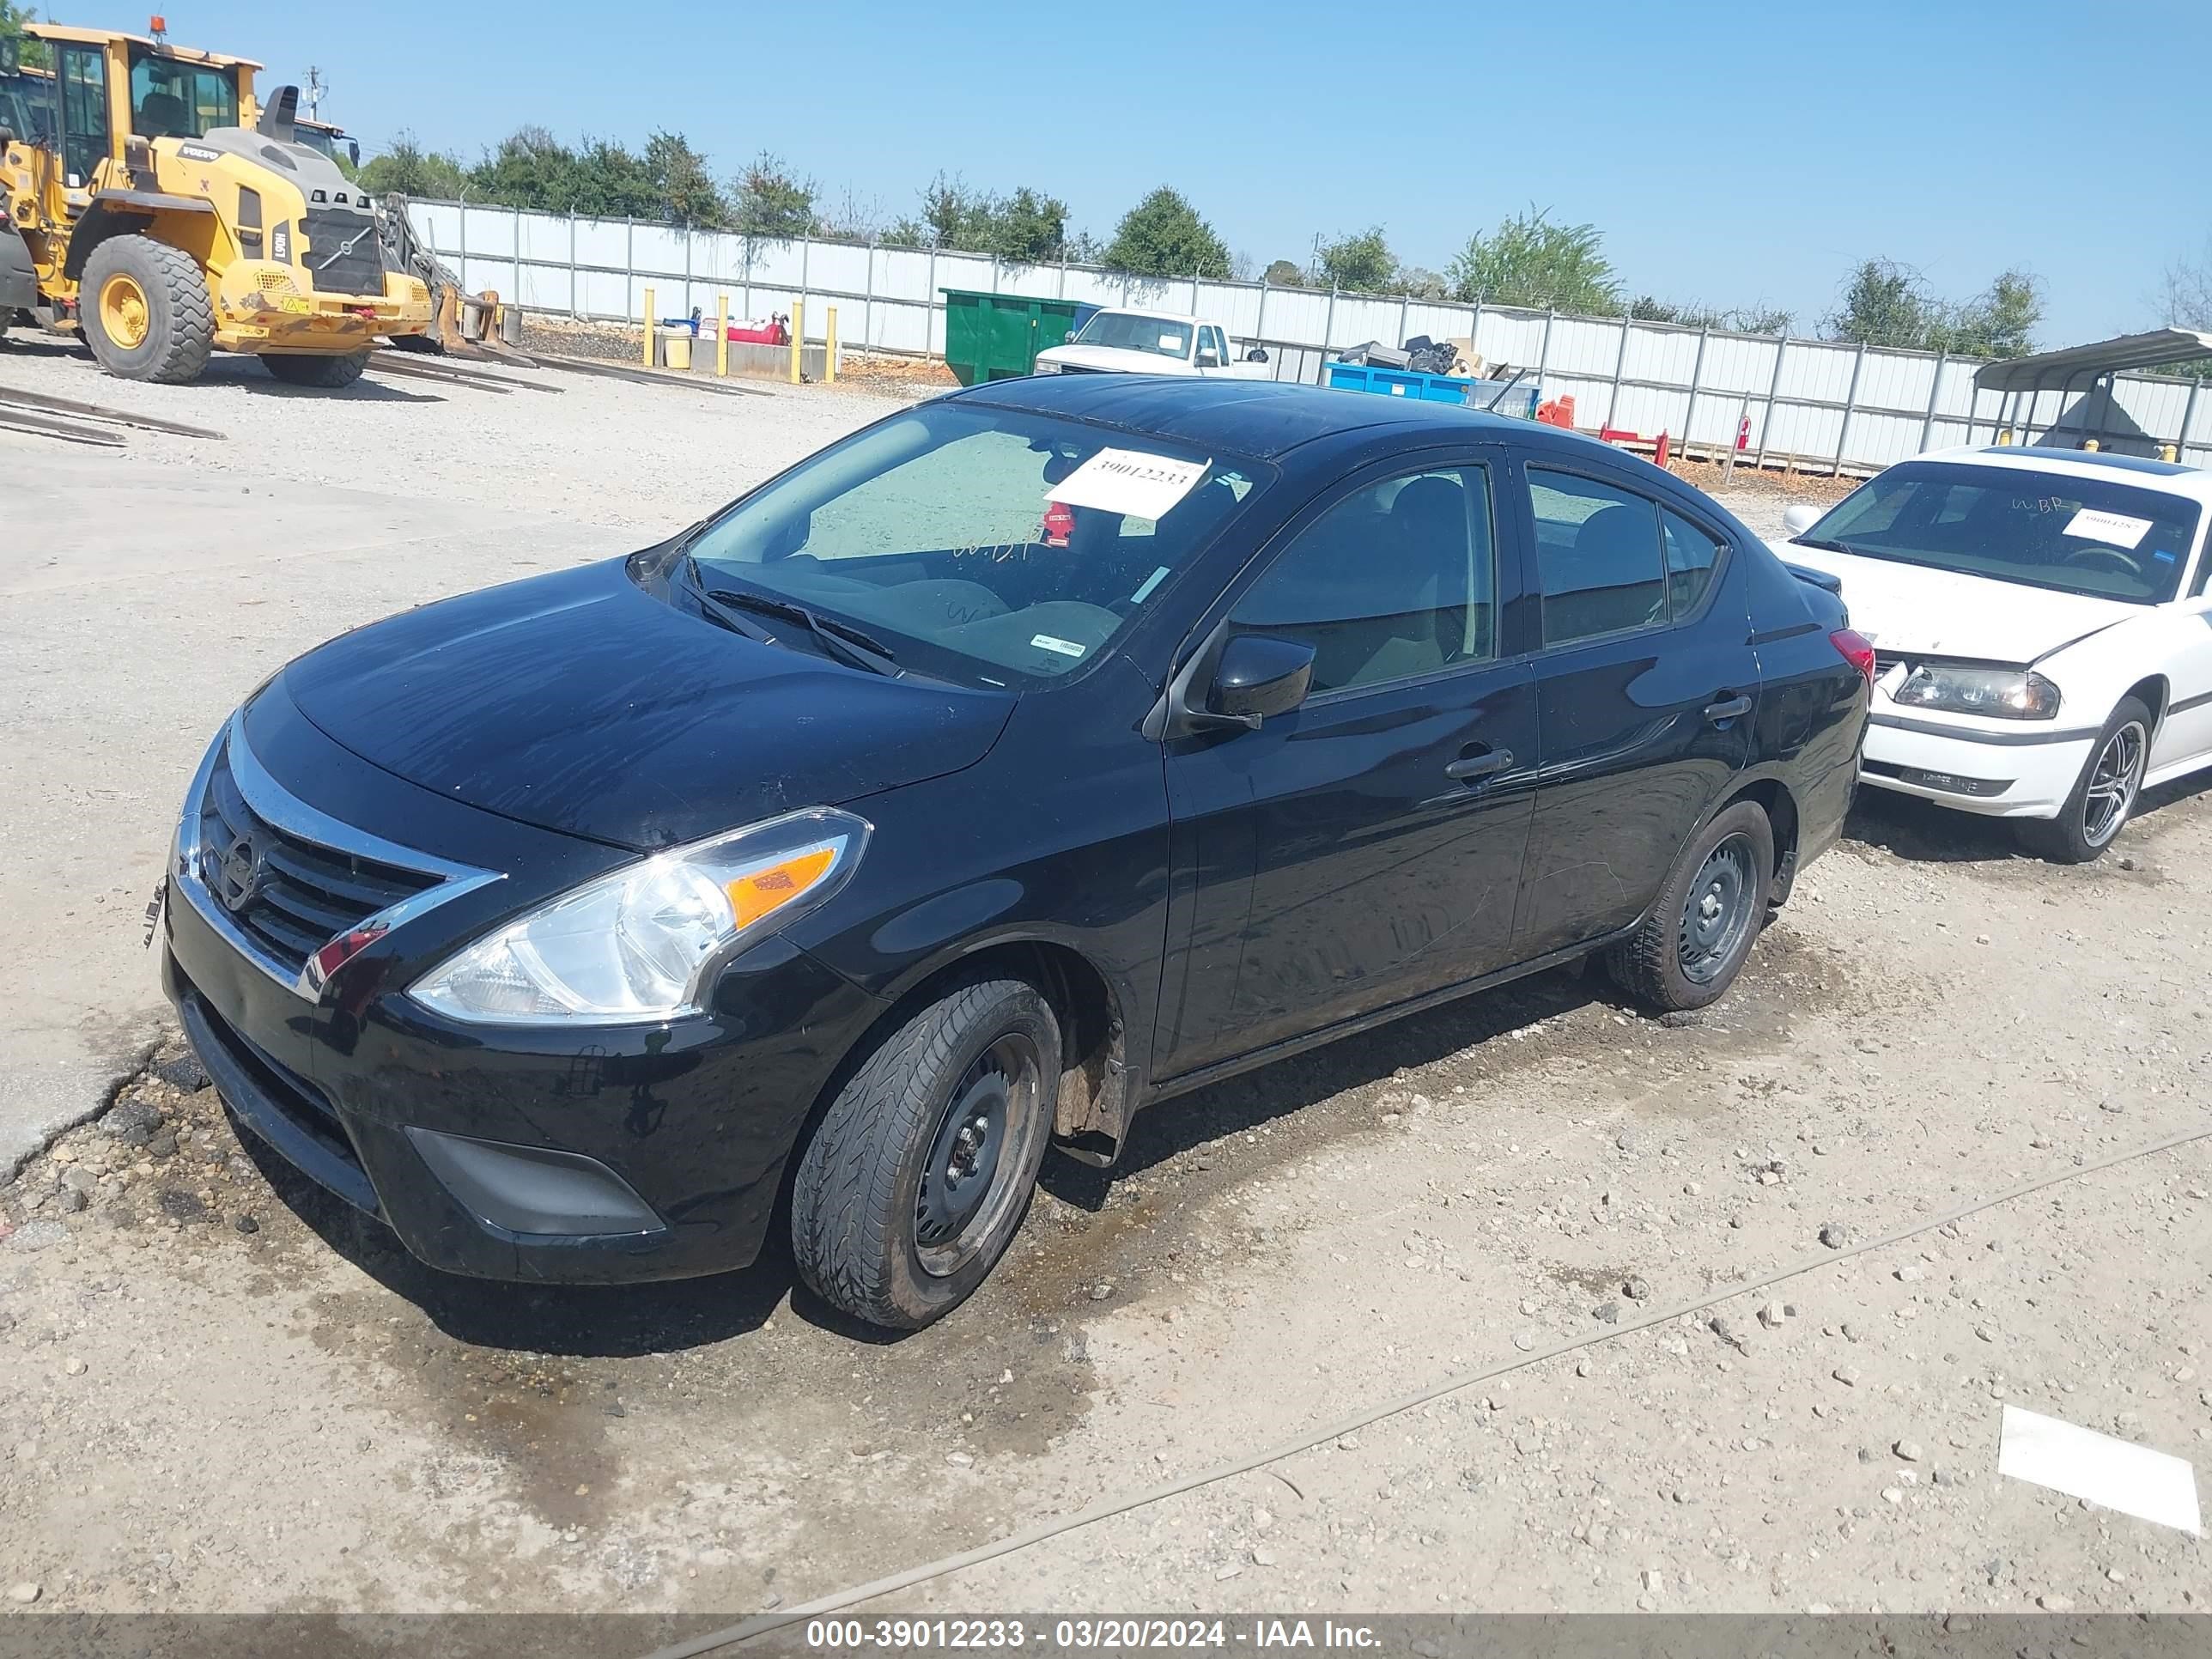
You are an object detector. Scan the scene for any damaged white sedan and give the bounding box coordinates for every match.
[1778,446,2212,861]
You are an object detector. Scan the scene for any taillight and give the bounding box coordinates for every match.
[1831,628,1875,688]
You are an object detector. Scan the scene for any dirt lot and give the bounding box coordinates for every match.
[1,342,2207,1630]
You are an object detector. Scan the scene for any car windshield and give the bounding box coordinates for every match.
[1803,459,2203,605]
[1074,313,1194,360]
[128,51,239,139]
[678,402,1268,690]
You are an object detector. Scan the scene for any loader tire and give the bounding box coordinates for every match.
[262,349,372,388]
[81,235,214,385]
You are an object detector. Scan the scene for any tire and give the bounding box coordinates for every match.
[2021,696,2149,865]
[791,976,1060,1330]
[1605,799,1776,1012]
[79,235,214,384]
[261,349,371,388]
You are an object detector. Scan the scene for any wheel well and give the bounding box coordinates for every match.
[1720,778,1801,901]
[2122,675,2168,732]
[878,940,1131,1164]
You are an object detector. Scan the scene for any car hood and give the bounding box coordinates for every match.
[1777,543,2137,662]
[1038,342,1194,374]
[283,558,1015,850]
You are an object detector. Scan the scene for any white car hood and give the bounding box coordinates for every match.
[1038,342,1192,374]
[1779,543,2136,663]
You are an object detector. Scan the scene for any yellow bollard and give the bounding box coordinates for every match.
[641,286,655,368]
[790,301,805,385]
[716,294,729,378]
[2162,442,2179,463]
[825,306,838,384]
[2081,438,2100,452]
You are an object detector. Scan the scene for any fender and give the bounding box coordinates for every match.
[0,225,33,310]
[60,192,216,280]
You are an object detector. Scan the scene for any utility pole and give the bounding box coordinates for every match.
[304,66,326,122]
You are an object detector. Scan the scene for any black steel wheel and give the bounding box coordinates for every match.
[791,976,1059,1329]
[1604,799,1776,1012]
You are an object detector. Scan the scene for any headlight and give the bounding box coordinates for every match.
[410,807,868,1024]
[1893,663,2060,720]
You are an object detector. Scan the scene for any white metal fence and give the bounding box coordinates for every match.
[409,200,2210,474]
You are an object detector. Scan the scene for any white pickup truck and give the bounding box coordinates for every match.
[1033,307,1270,379]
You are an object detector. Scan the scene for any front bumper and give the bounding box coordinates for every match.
[1859,708,2095,818]
[161,696,886,1285]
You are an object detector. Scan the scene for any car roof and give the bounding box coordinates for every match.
[949,374,1553,462]
[1908,443,2211,501]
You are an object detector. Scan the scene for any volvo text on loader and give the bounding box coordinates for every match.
[0,22,430,386]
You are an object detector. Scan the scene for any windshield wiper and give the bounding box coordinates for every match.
[704,587,902,677]
[1791,535,1862,556]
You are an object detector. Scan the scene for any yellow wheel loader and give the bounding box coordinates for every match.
[0,23,430,386]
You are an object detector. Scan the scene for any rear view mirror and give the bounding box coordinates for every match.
[1196,353,1219,368]
[1782,504,1822,538]
[1207,635,1316,726]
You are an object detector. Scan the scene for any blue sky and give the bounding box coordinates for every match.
[75,0,2212,343]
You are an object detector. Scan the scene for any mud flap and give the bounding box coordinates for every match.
[0,228,35,312]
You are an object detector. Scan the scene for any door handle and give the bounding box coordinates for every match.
[1445,748,1513,781]
[1704,694,1753,723]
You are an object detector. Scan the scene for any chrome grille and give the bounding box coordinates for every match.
[173,714,502,1000]
[197,750,434,976]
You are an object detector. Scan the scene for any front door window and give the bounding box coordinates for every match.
[58,44,108,188]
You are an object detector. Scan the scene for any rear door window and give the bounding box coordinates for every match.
[1526,469,1668,647]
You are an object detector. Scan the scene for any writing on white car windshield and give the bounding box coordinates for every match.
[1802,460,2204,605]
[1074,313,1193,360]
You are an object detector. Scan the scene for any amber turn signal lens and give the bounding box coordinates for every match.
[726,847,837,928]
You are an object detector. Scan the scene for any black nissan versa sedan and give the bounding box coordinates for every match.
[163,376,1870,1329]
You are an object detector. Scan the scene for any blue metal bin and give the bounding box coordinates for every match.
[1325,362,1470,403]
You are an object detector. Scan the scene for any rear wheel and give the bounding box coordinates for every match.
[80,235,213,384]
[790,976,1060,1330]
[2022,696,2148,864]
[1605,800,1775,1012]
[261,349,372,388]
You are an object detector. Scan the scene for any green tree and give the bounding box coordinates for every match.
[644,131,727,227]
[1,1,50,70]
[1391,265,1449,301]
[889,173,1072,261]
[357,132,471,200]
[1824,258,1937,349]
[1631,295,1794,334]
[1261,258,1306,287]
[1447,207,1620,313]
[1316,226,1395,292]
[730,149,817,242]
[983,185,1070,263]
[1940,270,2041,359]
[1103,186,1231,279]
[1825,259,2042,357]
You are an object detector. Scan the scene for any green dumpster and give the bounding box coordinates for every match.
[940,288,1085,386]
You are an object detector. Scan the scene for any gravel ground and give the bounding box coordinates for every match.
[2,343,2207,1626]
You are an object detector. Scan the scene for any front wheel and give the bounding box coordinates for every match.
[80,234,214,384]
[2021,696,2149,864]
[790,976,1060,1330]
[1605,800,1775,1012]
[261,349,372,388]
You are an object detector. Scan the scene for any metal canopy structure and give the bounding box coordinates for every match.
[1975,328,2212,392]
[1974,329,2210,459]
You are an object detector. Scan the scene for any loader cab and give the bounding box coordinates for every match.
[22,24,257,186]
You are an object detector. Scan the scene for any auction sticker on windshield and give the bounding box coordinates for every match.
[1048,449,1210,521]
[2063,507,2154,549]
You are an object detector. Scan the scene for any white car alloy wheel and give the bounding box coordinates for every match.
[2081,718,2147,850]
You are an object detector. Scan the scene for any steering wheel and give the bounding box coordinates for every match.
[2061,544,2143,578]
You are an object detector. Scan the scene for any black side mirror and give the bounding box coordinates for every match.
[1206,635,1315,726]
[0,126,15,150]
